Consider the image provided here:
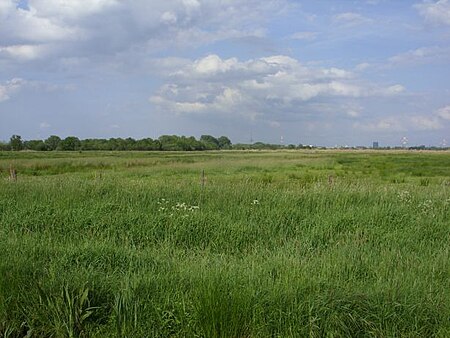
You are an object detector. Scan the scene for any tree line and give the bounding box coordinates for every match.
[0,134,325,152]
[0,134,233,151]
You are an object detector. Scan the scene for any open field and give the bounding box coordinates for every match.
[1,150,449,337]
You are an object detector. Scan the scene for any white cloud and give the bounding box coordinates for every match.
[0,78,26,102]
[0,77,74,102]
[354,111,446,132]
[415,0,450,25]
[411,115,443,130]
[149,54,405,123]
[388,46,450,66]
[39,122,51,129]
[436,105,450,120]
[333,12,373,27]
[0,2,83,44]
[0,0,289,66]
[193,55,239,75]
[0,44,49,61]
[355,63,371,71]
[29,0,119,19]
[347,110,361,117]
[161,11,178,24]
[383,85,405,95]
[288,31,318,40]
[353,117,406,132]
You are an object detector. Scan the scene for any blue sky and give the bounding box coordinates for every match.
[1,0,449,147]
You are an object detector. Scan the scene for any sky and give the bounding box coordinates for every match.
[0,0,449,147]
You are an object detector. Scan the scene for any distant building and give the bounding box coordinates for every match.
[373,141,379,149]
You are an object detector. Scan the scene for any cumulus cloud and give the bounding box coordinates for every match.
[29,0,119,19]
[436,105,450,120]
[415,0,450,25]
[0,0,288,65]
[0,78,26,102]
[149,54,405,124]
[0,44,49,61]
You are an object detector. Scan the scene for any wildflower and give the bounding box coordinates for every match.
[418,199,435,218]
[160,201,199,217]
[252,199,259,205]
[397,190,411,203]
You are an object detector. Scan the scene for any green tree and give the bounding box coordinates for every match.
[218,136,232,149]
[159,135,182,151]
[45,135,61,151]
[24,140,47,151]
[200,135,219,150]
[0,141,11,151]
[124,138,137,150]
[9,135,23,151]
[59,136,81,151]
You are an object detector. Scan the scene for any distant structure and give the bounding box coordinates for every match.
[401,136,408,148]
[373,141,379,149]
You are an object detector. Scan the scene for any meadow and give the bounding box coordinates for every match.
[0,150,449,337]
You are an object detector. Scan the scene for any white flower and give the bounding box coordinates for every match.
[397,190,411,203]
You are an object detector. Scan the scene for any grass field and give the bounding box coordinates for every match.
[0,150,449,337]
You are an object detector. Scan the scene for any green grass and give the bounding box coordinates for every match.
[0,150,449,337]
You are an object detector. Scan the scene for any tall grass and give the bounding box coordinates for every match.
[0,150,449,336]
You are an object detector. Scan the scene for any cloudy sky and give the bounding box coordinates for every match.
[1,0,449,146]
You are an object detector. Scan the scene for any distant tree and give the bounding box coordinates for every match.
[3,134,235,152]
[231,143,249,150]
[185,136,204,150]
[124,138,137,150]
[218,136,232,149]
[45,135,61,151]
[81,138,110,150]
[59,136,81,151]
[24,140,47,151]
[107,138,119,150]
[200,135,219,150]
[251,142,266,150]
[10,135,23,151]
[159,135,182,151]
[0,141,11,151]
[135,138,160,151]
